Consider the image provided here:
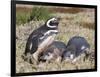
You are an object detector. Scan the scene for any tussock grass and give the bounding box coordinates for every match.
[16,6,52,25]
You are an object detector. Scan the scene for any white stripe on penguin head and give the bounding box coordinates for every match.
[39,30,58,40]
[46,18,57,28]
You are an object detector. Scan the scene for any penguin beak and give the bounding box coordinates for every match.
[53,17,61,25]
[54,17,61,23]
[57,17,61,21]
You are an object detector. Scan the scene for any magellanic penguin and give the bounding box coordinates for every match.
[23,17,60,64]
[39,41,67,63]
[62,36,90,63]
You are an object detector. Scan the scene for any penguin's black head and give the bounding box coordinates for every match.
[46,17,60,28]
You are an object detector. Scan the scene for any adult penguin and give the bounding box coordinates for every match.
[23,17,60,64]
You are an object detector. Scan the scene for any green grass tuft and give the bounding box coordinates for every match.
[29,7,51,21]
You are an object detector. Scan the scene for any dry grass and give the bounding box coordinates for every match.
[16,7,95,73]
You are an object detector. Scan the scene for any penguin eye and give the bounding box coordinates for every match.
[49,20,59,26]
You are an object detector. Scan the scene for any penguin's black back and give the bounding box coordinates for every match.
[24,25,46,55]
[66,36,90,56]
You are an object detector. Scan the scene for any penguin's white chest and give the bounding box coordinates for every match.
[38,34,56,49]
